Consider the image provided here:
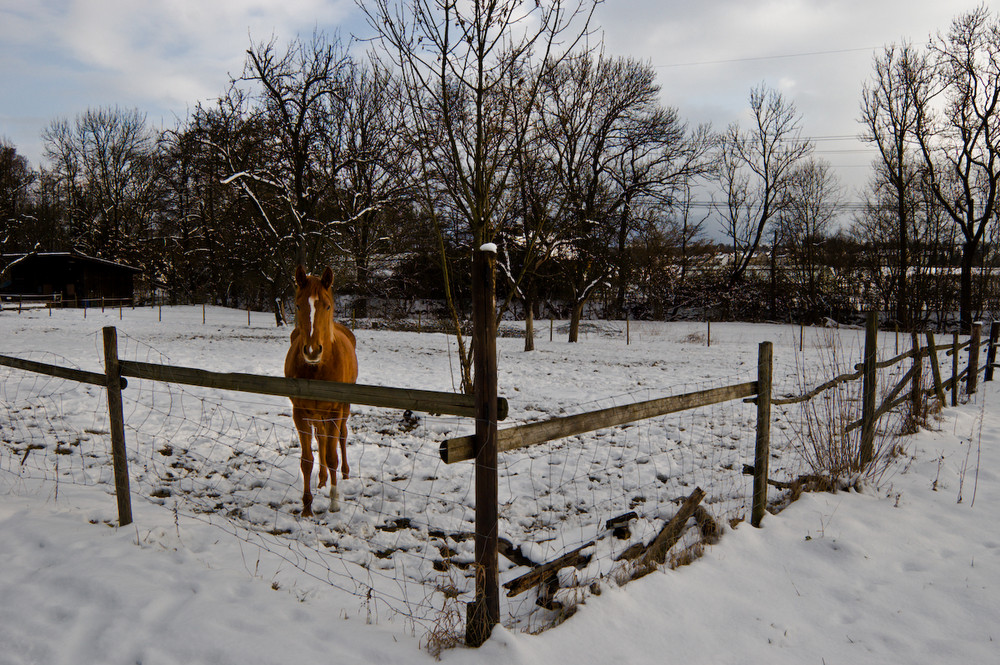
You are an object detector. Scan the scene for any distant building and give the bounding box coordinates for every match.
[0,252,140,305]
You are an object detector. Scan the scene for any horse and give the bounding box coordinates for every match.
[284,265,358,517]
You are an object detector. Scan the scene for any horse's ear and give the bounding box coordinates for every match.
[295,265,308,289]
[321,266,334,290]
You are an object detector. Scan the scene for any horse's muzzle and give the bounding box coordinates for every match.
[302,344,323,364]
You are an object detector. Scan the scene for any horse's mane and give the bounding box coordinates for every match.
[333,321,356,347]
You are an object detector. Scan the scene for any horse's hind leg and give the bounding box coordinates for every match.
[292,408,315,517]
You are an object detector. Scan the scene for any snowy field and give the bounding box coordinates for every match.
[1,305,997,664]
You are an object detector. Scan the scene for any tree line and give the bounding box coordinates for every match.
[3,3,1000,358]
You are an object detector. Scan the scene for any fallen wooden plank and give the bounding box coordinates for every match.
[503,541,595,598]
[637,487,706,567]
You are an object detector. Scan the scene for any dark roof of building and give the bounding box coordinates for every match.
[1,251,141,273]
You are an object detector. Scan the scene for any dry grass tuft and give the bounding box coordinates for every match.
[421,582,464,660]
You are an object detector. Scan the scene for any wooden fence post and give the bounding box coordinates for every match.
[910,333,923,427]
[926,332,946,404]
[751,341,772,528]
[967,322,982,395]
[102,326,133,527]
[951,333,959,407]
[986,320,999,382]
[466,246,499,647]
[860,312,878,470]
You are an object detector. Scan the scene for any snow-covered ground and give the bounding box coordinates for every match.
[1,306,997,664]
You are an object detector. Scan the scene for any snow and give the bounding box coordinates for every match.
[1,306,998,664]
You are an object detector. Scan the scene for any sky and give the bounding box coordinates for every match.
[0,0,991,209]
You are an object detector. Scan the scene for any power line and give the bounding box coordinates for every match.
[654,46,878,69]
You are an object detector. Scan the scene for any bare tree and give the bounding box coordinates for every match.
[606,95,714,318]
[716,84,813,285]
[361,0,598,389]
[230,32,353,266]
[0,139,38,252]
[330,59,415,317]
[913,5,1000,331]
[535,52,708,340]
[499,75,565,351]
[42,107,159,266]
[860,43,929,328]
[193,88,294,322]
[778,157,843,314]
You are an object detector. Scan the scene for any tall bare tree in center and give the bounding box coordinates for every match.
[221,33,352,268]
[361,0,598,391]
[860,43,928,328]
[716,84,813,286]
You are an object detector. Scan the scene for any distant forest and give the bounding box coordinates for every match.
[3,3,1000,338]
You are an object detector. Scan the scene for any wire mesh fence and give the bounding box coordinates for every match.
[1,318,992,641]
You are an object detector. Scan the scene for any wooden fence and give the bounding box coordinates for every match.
[443,313,997,643]
[1,315,997,646]
[0,325,510,528]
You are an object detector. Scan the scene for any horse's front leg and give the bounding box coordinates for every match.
[317,419,340,513]
[337,408,350,480]
[292,409,315,517]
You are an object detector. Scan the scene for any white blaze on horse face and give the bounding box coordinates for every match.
[308,295,317,338]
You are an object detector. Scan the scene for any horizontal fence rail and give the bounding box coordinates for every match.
[119,359,508,421]
[440,381,758,463]
[0,353,122,388]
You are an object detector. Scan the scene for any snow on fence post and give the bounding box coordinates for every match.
[751,341,772,528]
[967,322,981,395]
[986,321,999,382]
[859,312,878,470]
[466,244,499,648]
[102,326,133,527]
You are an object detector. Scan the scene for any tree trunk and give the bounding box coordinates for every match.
[960,241,975,334]
[896,189,909,329]
[271,280,286,327]
[568,300,584,343]
[523,288,536,352]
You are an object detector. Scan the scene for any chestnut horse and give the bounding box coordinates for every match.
[284,265,358,516]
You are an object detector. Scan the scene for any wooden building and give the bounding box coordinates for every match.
[0,252,140,305]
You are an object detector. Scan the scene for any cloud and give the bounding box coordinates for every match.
[592,0,987,196]
[0,0,359,163]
